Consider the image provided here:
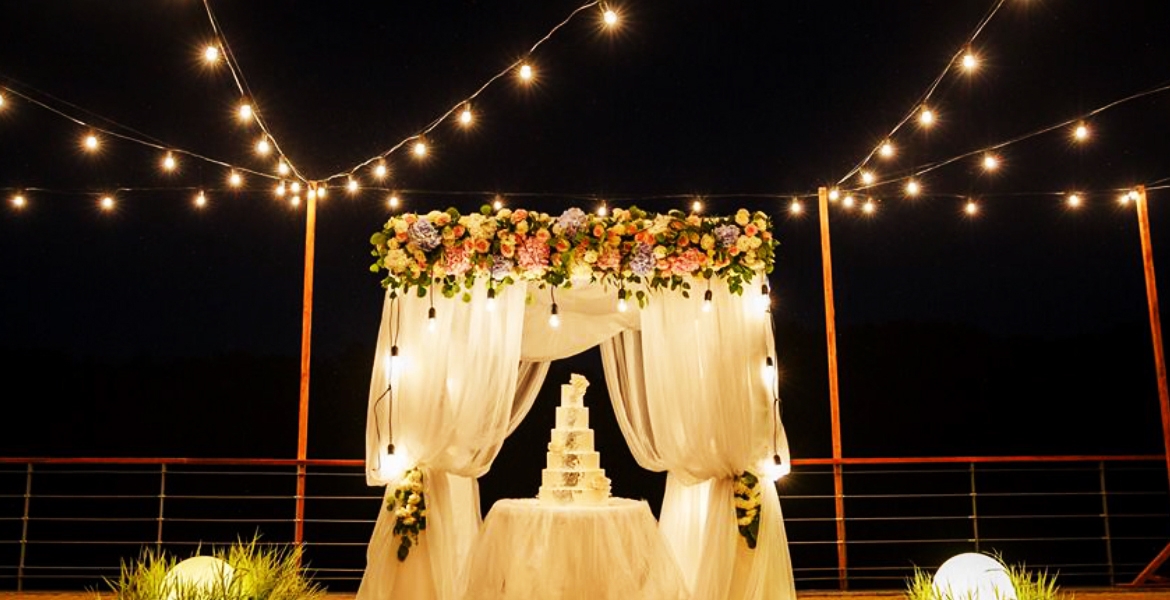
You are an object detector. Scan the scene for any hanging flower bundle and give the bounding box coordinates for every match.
[386,467,427,561]
[734,470,762,549]
[369,205,776,305]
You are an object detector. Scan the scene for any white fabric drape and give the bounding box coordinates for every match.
[359,281,547,600]
[521,280,640,361]
[600,279,795,600]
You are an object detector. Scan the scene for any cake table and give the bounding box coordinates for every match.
[460,497,688,600]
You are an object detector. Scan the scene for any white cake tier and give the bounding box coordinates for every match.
[560,383,585,408]
[546,450,600,470]
[549,429,594,452]
[555,406,589,429]
[538,486,611,505]
[541,468,609,489]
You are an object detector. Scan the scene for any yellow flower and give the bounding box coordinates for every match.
[403,516,416,526]
[701,234,715,251]
[516,221,529,234]
[653,245,668,259]
[737,514,754,527]
[735,209,750,226]
[408,493,421,505]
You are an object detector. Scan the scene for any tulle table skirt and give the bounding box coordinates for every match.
[462,498,689,600]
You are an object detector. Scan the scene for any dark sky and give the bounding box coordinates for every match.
[2,1,1170,467]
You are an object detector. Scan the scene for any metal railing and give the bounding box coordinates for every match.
[0,455,1167,592]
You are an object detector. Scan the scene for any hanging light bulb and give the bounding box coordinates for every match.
[518,63,534,82]
[388,194,400,209]
[597,201,608,217]
[203,44,220,64]
[828,188,840,201]
[317,184,328,200]
[960,51,978,72]
[428,306,437,332]
[761,356,776,386]
[981,153,999,171]
[691,198,703,213]
[238,103,253,122]
[83,133,100,152]
[965,199,979,216]
[275,182,286,197]
[1074,122,1090,142]
[789,199,803,214]
[99,195,115,211]
[763,453,790,481]
[228,171,243,188]
[862,198,876,214]
[602,6,619,27]
[1066,193,1082,208]
[277,160,290,176]
[11,193,26,209]
[548,303,561,328]
[702,288,713,313]
[842,195,856,209]
[459,104,473,126]
[860,170,875,185]
[879,141,895,158]
[161,152,177,172]
[486,287,497,312]
[0,91,6,109]
[194,190,207,208]
[756,283,771,314]
[374,161,388,179]
[617,288,628,313]
[905,180,921,196]
[290,195,301,207]
[413,140,428,158]
[290,181,302,194]
[307,188,317,202]
[347,178,359,194]
[493,195,504,211]
[919,106,935,127]
[256,138,271,155]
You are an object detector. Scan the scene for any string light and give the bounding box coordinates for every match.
[256,138,271,155]
[203,45,220,64]
[83,133,100,152]
[428,306,438,332]
[1067,193,1082,208]
[317,183,328,199]
[161,152,177,172]
[228,171,242,187]
[290,181,302,194]
[691,198,703,213]
[290,195,301,207]
[99,195,115,211]
[1119,192,1132,205]
[919,106,935,127]
[459,104,473,126]
[492,195,504,211]
[238,103,253,123]
[194,190,207,208]
[762,356,776,386]
[602,6,619,27]
[828,188,840,201]
[518,63,534,82]
[597,200,608,217]
[965,199,979,216]
[486,287,497,312]
[960,51,979,72]
[1074,122,1090,142]
[905,180,921,196]
[275,182,286,197]
[756,283,771,314]
[374,161,388,179]
[617,288,628,313]
[879,141,895,159]
[307,188,317,202]
[789,199,803,214]
[862,198,876,214]
[277,160,290,176]
[11,193,25,209]
[548,302,561,328]
[412,140,428,158]
[860,170,875,185]
[347,178,359,194]
[0,91,6,109]
[702,288,713,313]
[387,194,400,209]
[842,195,856,209]
[981,153,999,171]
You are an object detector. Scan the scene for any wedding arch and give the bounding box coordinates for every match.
[357,205,795,600]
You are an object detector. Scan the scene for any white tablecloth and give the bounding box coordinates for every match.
[462,498,689,600]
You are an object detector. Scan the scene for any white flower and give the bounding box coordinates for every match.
[385,249,410,274]
[736,236,752,252]
[735,496,756,510]
[407,493,421,505]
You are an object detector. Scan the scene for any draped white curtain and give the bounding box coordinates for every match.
[600,280,794,600]
[358,281,547,600]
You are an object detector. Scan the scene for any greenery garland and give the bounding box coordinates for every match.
[386,467,427,562]
[369,205,776,304]
[734,470,762,549]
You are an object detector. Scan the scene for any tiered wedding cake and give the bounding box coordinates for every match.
[538,374,612,505]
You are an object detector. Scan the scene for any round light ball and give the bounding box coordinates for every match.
[932,553,1016,600]
[163,556,234,600]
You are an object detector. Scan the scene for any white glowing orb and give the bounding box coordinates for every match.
[378,448,410,484]
[932,553,1016,600]
[762,456,790,481]
[163,555,234,600]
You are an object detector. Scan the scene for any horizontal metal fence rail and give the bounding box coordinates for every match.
[0,455,1166,592]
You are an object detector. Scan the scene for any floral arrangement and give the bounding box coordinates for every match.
[386,467,427,561]
[734,470,762,549]
[369,205,776,305]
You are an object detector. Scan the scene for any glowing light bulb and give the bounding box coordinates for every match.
[275,182,286,197]
[1074,123,1090,142]
[290,181,302,194]
[1118,193,1131,205]
[317,184,328,199]
[307,188,317,201]
[761,356,776,386]
[459,106,473,125]
[1128,190,1140,201]
[842,195,855,209]
[238,103,253,122]
[277,160,290,176]
[486,288,497,312]
[228,171,242,187]
[790,199,803,214]
[965,200,979,215]
[691,199,703,213]
[879,141,895,158]
[919,107,935,127]
[982,154,999,171]
[617,289,628,313]
[1067,193,1082,208]
[347,178,359,193]
[763,454,790,481]
[906,180,921,196]
[162,152,177,172]
[862,198,875,214]
[413,140,428,157]
[100,195,115,211]
[194,191,207,208]
[702,289,713,312]
[597,202,608,217]
[203,45,220,63]
[828,188,840,201]
[519,64,534,81]
[83,134,99,151]
[374,162,388,179]
[0,91,6,109]
[388,194,400,209]
[493,196,504,211]
[961,52,978,71]
[756,283,771,314]
[290,195,301,207]
[428,307,438,332]
[548,303,560,328]
[860,170,875,185]
[11,194,26,208]
[603,8,619,27]
[256,138,271,155]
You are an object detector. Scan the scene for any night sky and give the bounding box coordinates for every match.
[2,0,1170,497]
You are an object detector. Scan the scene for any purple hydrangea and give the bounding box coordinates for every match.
[630,242,655,276]
[556,207,588,236]
[490,255,515,279]
[713,223,740,248]
[407,219,442,252]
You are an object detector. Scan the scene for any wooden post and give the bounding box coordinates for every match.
[295,185,318,546]
[818,186,848,590]
[1132,185,1170,585]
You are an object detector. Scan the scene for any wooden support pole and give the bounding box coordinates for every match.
[295,186,318,546]
[1132,185,1170,586]
[818,186,848,590]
